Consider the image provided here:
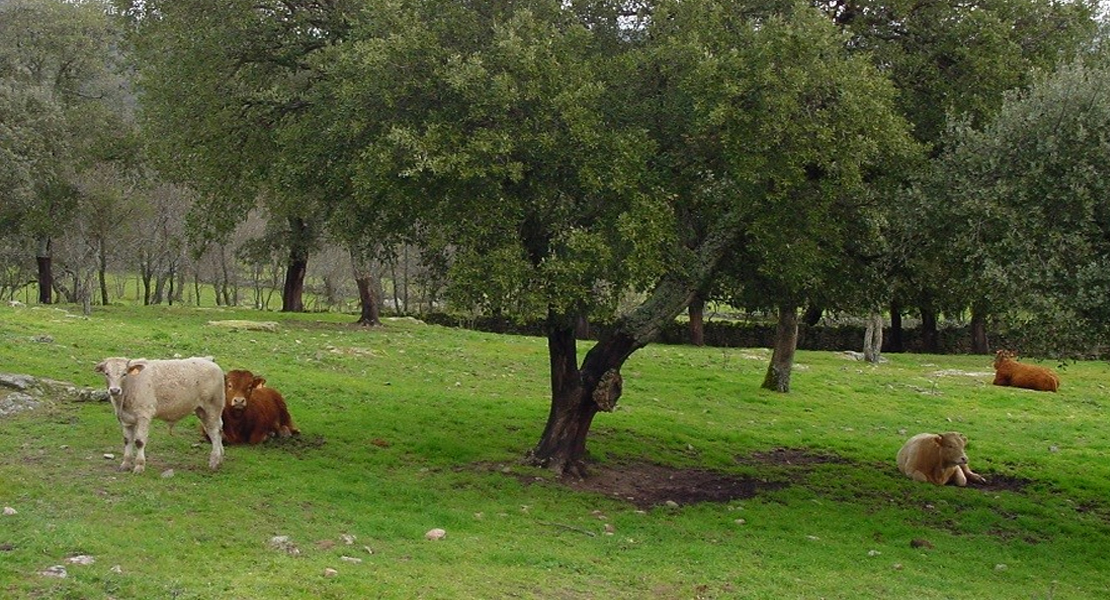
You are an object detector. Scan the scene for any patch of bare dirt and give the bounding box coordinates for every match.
[735,447,849,468]
[966,473,1033,493]
[560,462,787,510]
[511,449,1034,511]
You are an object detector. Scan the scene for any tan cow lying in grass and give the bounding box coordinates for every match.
[95,357,225,473]
[897,432,986,486]
[992,349,1060,392]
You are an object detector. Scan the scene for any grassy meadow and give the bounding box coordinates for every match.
[2,304,1110,599]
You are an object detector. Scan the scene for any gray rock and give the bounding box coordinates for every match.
[0,392,40,417]
[0,374,35,391]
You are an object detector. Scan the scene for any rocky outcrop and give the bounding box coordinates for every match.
[0,373,106,417]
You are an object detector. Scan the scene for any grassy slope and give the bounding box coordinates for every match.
[1,304,1109,599]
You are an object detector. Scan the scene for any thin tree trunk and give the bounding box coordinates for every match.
[889,299,904,352]
[36,236,52,305]
[142,267,154,305]
[762,304,799,393]
[802,304,823,327]
[389,256,400,315]
[355,275,382,326]
[351,246,383,326]
[863,311,883,363]
[920,305,939,354]
[688,292,706,346]
[402,245,410,314]
[97,239,109,307]
[218,245,233,306]
[173,266,184,304]
[153,271,169,305]
[970,303,989,354]
[166,266,176,306]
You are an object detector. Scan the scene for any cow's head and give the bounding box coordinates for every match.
[94,357,145,398]
[225,369,266,411]
[994,349,1018,368]
[935,432,970,467]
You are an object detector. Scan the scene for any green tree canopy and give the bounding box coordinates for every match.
[0,0,134,304]
[822,0,1098,353]
[312,0,915,472]
[123,0,355,311]
[925,54,1110,357]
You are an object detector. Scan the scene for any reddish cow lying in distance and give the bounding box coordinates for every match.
[993,349,1060,393]
[897,432,986,486]
[221,370,300,445]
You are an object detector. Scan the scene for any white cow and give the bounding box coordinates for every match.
[94,357,225,473]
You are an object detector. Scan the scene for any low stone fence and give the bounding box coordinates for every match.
[422,313,1010,355]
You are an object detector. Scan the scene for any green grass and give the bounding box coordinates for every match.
[2,304,1109,598]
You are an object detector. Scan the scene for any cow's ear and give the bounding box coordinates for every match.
[127,361,147,376]
[252,377,266,389]
[94,361,105,374]
[932,434,944,446]
[960,434,968,444]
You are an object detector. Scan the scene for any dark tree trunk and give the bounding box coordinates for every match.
[888,299,904,352]
[574,314,590,339]
[762,304,799,393]
[802,304,823,327]
[920,306,939,354]
[526,211,738,477]
[97,239,109,307]
[141,268,154,305]
[281,217,311,313]
[528,312,631,478]
[282,258,307,312]
[36,237,52,305]
[688,292,706,346]
[355,274,382,326]
[970,303,989,354]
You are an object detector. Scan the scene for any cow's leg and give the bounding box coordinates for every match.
[197,406,224,470]
[119,422,137,472]
[960,464,985,484]
[247,427,271,445]
[909,470,930,483]
[131,418,152,474]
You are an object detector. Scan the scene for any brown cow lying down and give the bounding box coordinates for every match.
[221,369,300,445]
[897,432,986,486]
[993,349,1060,392]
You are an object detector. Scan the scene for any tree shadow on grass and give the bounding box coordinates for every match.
[514,447,1037,511]
[560,462,787,511]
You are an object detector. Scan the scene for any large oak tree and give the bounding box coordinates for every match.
[319,0,913,474]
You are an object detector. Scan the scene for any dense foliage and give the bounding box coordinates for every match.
[924,55,1110,358]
